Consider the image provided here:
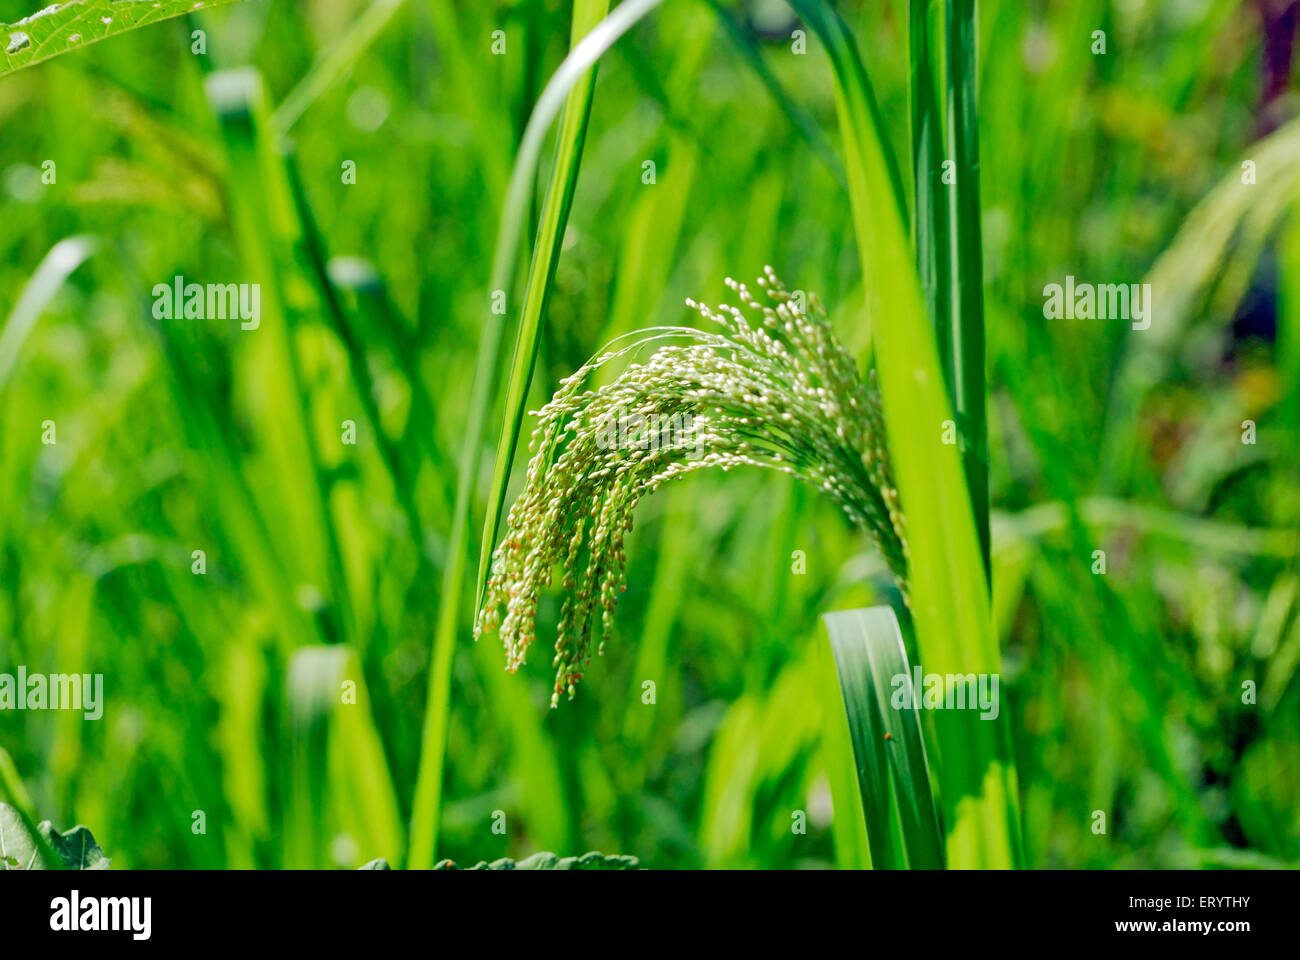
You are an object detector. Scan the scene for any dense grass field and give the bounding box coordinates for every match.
[1,0,1297,871]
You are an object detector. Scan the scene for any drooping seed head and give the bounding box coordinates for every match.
[475,270,908,706]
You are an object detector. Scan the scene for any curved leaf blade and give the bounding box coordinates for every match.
[0,236,97,391]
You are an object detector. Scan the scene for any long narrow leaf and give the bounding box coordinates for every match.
[824,606,945,869]
[909,0,951,387]
[708,0,845,186]
[476,0,610,615]
[944,0,990,578]
[410,0,663,870]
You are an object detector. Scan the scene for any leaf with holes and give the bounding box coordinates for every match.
[0,802,110,870]
[433,851,640,870]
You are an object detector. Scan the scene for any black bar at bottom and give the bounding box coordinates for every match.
[0,868,1282,947]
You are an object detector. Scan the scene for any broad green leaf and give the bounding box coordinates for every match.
[0,802,110,870]
[0,0,246,79]
[823,607,945,869]
[816,624,872,869]
[0,749,62,870]
[432,851,640,870]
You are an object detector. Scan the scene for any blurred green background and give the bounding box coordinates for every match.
[1,0,1297,869]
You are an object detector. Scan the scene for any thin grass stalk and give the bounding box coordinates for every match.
[475,0,663,613]
[478,0,610,617]
[409,0,662,870]
[207,69,358,650]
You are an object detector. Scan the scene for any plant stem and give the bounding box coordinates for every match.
[945,0,991,584]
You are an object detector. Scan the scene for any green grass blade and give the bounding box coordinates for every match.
[0,0,246,79]
[425,0,511,204]
[0,236,96,392]
[1282,203,1300,531]
[474,0,665,614]
[283,155,433,578]
[410,0,663,871]
[285,646,405,869]
[790,0,1021,868]
[1099,115,1300,493]
[476,0,610,614]
[944,0,990,580]
[909,0,951,387]
[206,68,357,649]
[326,256,456,518]
[824,607,945,869]
[707,0,845,187]
[269,0,407,137]
[816,627,872,868]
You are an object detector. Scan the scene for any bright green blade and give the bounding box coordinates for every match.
[1100,115,1300,492]
[1282,201,1300,531]
[817,627,873,869]
[285,646,405,869]
[824,606,945,869]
